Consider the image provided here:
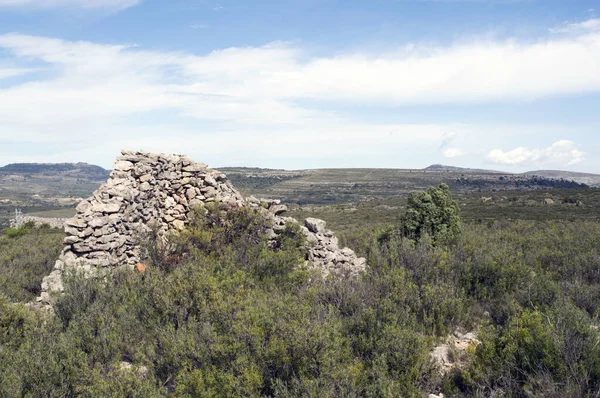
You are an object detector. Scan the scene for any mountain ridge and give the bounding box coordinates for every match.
[0,162,110,180]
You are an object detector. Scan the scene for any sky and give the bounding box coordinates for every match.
[0,0,599,172]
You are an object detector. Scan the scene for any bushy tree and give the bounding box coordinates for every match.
[401,183,461,245]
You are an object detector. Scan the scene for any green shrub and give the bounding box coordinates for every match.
[0,226,63,302]
[1,205,600,396]
[401,183,461,246]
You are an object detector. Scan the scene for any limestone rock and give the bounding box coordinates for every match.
[270,204,288,216]
[114,160,134,171]
[139,174,153,183]
[64,235,80,245]
[65,218,87,228]
[89,217,110,228]
[41,270,64,293]
[182,163,207,172]
[431,331,480,376]
[204,174,217,187]
[91,203,121,214]
[186,187,197,200]
[305,217,327,234]
[76,200,93,213]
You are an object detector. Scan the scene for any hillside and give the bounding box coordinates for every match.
[0,162,110,228]
[0,162,109,179]
[523,170,600,187]
[2,161,596,228]
[1,153,599,397]
[424,164,501,173]
[218,166,590,205]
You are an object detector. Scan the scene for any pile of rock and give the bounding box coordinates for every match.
[302,217,366,277]
[38,150,366,308]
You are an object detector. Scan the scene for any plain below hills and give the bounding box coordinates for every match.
[0,162,110,227]
[1,161,598,227]
[218,164,597,205]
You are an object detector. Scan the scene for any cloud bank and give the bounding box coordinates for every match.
[1,26,600,123]
[487,140,585,167]
[0,21,598,169]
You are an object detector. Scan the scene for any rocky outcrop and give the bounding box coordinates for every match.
[37,150,366,309]
[431,331,480,376]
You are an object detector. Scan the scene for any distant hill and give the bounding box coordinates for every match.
[426,165,600,188]
[424,164,502,173]
[218,166,591,205]
[1,160,596,211]
[523,170,600,188]
[0,162,111,227]
[0,162,110,180]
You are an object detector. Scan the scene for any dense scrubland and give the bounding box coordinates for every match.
[0,186,599,397]
[0,222,63,302]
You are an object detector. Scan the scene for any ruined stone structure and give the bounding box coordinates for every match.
[10,215,67,230]
[38,150,366,308]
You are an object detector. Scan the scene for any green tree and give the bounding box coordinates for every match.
[401,183,461,245]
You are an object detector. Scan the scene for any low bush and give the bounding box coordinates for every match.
[0,225,63,302]
[1,204,599,396]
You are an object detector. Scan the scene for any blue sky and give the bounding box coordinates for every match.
[0,0,599,172]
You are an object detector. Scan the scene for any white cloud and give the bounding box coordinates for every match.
[0,0,140,10]
[487,140,585,167]
[487,147,534,165]
[0,30,598,169]
[443,148,465,158]
[0,29,599,127]
[550,18,600,34]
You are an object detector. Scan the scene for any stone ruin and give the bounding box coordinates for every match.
[38,150,366,308]
[10,215,68,230]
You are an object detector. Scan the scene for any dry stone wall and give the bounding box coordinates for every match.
[38,150,366,308]
[10,216,67,229]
